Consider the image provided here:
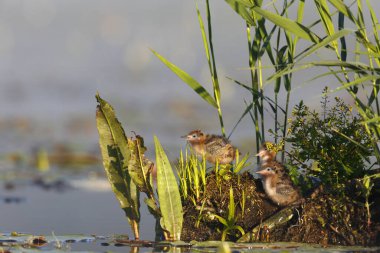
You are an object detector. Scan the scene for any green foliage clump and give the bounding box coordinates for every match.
[286,88,373,193]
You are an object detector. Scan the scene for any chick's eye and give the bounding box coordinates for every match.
[192,134,197,138]
[267,168,270,171]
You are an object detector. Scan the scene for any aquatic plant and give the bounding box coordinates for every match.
[151,0,225,136]
[176,150,207,205]
[95,0,380,245]
[152,1,380,169]
[252,0,380,165]
[96,94,141,239]
[286,88,373,193]
[154,136,183,240]
[213,187,245,241]
[96,94,183,241]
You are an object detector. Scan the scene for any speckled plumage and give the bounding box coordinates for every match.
[256,142,301,206]
[183,130,237,164]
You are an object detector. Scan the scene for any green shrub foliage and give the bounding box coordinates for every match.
[286,88,373,193]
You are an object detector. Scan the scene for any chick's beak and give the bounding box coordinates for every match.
[255,150,266,157]
[256,169,270,176]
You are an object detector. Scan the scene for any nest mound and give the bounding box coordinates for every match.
[181,172,379,246]
[274,191,378,245]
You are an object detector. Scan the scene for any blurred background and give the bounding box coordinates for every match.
[0,0,253,157]
[0,0,350,155]
[0,0,378,241]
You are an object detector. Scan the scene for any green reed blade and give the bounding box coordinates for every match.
[154,136,183,240]
[252,6,322,43]
[365,0,380,48]
[268,58,373,84]
[151,49,217,108]
[332,75,380,92]
[196,1,225,136]
[327,0,356,22]
[315,0,337,49]
[225,0,255,26]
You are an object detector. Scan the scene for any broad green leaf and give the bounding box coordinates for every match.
[144,197,161,217]
[95,94,140,238]
[96,95,130,162]
[127,135,154,194]
[151,49,217,108]
[252,6,321,43]
[154,136,183,240]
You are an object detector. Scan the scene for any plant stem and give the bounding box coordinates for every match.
[246,25,261,162]
[281,91,290,163]
[206,0,225,136]
[258,58,265,142]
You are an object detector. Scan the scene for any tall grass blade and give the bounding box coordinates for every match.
[196,4,211,70]
[332,75,380,92]
[205,0,225,136]
[363,0,380,112]
[338,9,348,61]
[295,0,305,47]
[228,187,235,222]
[225,0,255,26]
[299,29,352,61]
[151,49,217,108]
[315,0,339,52]
[361,116,380,125]
[195,2,225,135]
[328,0,356,22]
[228,101,253,139]
[234,152,250,173]
[252,6,322,43]
[329,0,378,57]
[154,136,183,240]
[365,0,380,48]
[268,60,378,84]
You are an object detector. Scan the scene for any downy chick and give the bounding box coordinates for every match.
[256,165,301,206]
[182,130,237,164]
[256,142,301,206]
